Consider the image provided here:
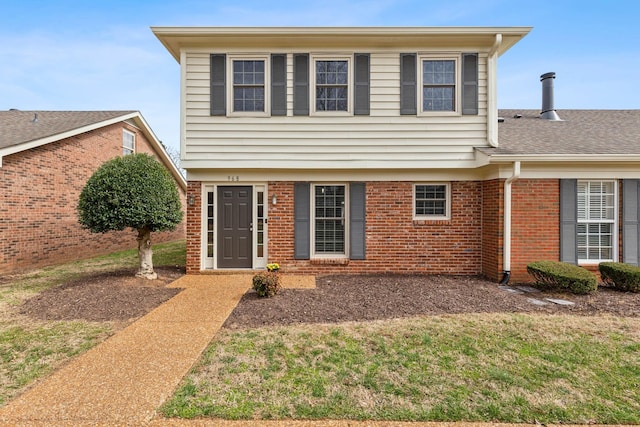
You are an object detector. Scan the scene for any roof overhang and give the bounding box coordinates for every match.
[152,26,532,62]
[475,150,640,167]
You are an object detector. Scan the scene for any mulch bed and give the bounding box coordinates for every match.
[223,274,640,329]
[19,266,184,322]
[18,271,639,327]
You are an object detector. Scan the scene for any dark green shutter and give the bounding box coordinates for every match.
[461,53,478,115]
[623,179,640,265]
[560,179,578,263]
[349,183,366,259]
[293,54,309,116]
[210,54,226,116]
[400,53,417,115]
[354,53,370,116]
[271,54,287,116]
[294,182,310,259]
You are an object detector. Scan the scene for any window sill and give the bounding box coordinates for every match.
[310,258,350,266]
[413,218,451,226]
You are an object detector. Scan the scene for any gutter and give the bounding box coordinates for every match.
[500,161,520,285]
[487,33,502,148]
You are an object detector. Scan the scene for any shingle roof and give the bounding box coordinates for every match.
[487,109,640,156]
[0,110,136,150]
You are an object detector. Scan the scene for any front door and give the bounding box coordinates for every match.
[217,186,252,268]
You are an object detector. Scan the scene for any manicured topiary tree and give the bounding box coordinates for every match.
[78,153,183,279]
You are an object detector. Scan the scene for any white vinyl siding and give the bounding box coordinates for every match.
[183,51,488,169]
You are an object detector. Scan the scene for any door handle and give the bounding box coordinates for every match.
[249,222,253,232]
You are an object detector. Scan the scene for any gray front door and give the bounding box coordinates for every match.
[218,186,252,268]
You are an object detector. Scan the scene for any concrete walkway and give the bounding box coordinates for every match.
[0,274,269,425]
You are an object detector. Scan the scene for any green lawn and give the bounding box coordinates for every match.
[0,240,186,406]
[162,313,640,424]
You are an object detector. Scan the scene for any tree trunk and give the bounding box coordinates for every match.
[136,227,157,279]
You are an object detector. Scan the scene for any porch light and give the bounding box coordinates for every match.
[188,194,195,206]
[271,194,277,205]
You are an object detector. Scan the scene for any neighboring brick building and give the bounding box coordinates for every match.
[154,27,640,283]
[0,110,187,274]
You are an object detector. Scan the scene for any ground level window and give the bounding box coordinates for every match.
[577,180,616,262]
[313,185,346,255]
[414,183,450,219]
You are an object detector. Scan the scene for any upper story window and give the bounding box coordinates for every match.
[315,60,348,112]
[422,59,456,112]
[122,130,135,155]
[414,183,451,220]
[232,60,265,112]
[311,56,352,115]
[401,53,477,116]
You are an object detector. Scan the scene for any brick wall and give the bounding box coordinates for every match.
[481,179,503,281]
[268,181,483,275]
[0,122,186,274]
[509,179,560,282]
[186,181,202,274]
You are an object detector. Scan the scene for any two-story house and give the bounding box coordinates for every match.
[153,27,640,282]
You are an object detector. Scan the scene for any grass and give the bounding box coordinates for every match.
[161,313,640,424]
[0,239,186,406]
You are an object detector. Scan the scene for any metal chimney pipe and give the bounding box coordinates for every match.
[540,72,561,121]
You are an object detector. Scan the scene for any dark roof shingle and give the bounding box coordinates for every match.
[490,109,640,156]
[0,110,136,150]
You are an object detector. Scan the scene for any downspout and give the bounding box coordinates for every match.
[500,161,520,285]
[487,33,502,147]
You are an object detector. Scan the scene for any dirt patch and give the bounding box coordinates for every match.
[20,266,184,322]
[223,275,640,329]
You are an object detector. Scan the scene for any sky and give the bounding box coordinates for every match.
[1,0,638,154]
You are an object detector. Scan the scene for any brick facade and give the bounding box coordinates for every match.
[481,179,503,281]
[0,122,186,274]
[510,179,560,282]
[184,179,604,282]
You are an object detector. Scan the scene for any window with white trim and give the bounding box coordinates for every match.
[228,56,269,115]
[312,184,347,256]
[577,180,617,262]
[122,130,135,155]
[419,56,459,114]
[414,183,450,219]
[312,56,352,114]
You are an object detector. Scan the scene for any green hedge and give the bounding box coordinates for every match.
[599,262,640,293]
[526,260,598,295]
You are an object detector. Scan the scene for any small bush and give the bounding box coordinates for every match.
[526,260,598,295]
[599,262,640,293]
[252,272,281,298]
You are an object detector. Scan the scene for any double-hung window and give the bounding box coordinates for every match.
[228,56,269,116]
[414,183,451,220]
[312,56,352,114]
[420,56,458,113]
[313,185,347,256]
[577,180,617,262]
[122,130,135,155]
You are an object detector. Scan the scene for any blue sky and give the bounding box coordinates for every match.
[1,0,638,153]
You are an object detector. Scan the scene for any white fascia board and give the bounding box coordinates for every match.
[488,154,640,163]
[186,168,489,182]
[151,26,532,62]
[181,159,479,170]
